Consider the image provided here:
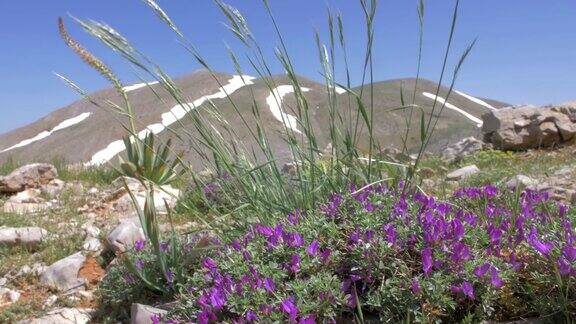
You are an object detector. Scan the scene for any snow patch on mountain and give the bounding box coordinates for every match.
[86,75,255,166]
[122,82,160,93]
[422,92,483,127]
[454,90,497,111]
[1,112,92,153]
[266,85,311,135]
[335,86,347,95]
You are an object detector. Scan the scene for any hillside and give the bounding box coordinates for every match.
[0,71,509,168]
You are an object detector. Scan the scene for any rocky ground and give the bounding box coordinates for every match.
[0,164,190,323]
[0,105,575,323]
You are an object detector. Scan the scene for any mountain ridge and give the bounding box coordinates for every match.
[0,71,510,166]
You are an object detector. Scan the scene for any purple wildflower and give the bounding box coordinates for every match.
[461,281,475,300]
[450,242,471,263]
[562,245,576,262]
[411,277,421,294]
[164,270,174,284]
[490,267,504,288]
[209,287,226,310]
[203,182,220,195]
[160,241,170,253]
[280,296,299,321]
[483,185,498,198]
[256,224,274,237]
[135,259,145,270]
[349,229,361,245]
[320,249,331,263]
[264,278,276,293]
[307,240,320,256]
[287,209,301,225]
[289,254,301,273]
[364,202,376,212]
[320,193,344,218]
[197,309,217,324]
[364,229,375,241]
[558,258,573,276]
[123,273,137,285]
[299,314,316,324]
[134,239,145,252]
[528,228,554,256]
[202,257,218,271]
[474,263,491,278]
[150,313,162,324]
[245,310,259,322]
[231,240,242,251]
[451,218,465,240]
[243,251,252,262]
[382,224,397,245]
[422,248,433,276]
[286,232,304,248]
[488,224,502,245]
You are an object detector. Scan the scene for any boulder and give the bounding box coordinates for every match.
[0,164,57,194]
[17,308,92,324]
[446,165,480,181]
[41,179,66,199]
[107,177,180,217]
[0,227,48,247]
[441,137,485,163]
[106,219,145,253]
[131,303,168,324]
[482,105,576,150]
[40,252,87,292]
[2,189,53,214]
[506,175,538,191]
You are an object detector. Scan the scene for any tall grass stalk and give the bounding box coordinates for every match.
[58,0,474,231]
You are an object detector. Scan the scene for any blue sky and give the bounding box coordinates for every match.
[1,0,575,134]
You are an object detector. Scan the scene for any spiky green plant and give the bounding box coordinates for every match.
[119,132,183,186]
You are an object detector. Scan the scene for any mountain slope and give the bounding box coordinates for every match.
[0,72,509,167]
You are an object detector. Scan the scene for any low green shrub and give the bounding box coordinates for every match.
[103,182,574,323]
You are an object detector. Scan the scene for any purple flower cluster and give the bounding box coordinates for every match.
[192,221,331,323]
[182,182,574,322]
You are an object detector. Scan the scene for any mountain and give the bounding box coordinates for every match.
[0,70,509,167]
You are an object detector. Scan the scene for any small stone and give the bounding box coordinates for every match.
[106,220,145,253]
[40,252,87,292]
[506,175,539,191]
[0,287,21,307]
[442,137,485,163]
[43,295,58,309]
[76,290,94,301]
[82,237,102,252]
[17,265,32,276]
[422,179,435,189]
[446,165,480,181]
[130,303,168,324]
[41,179,66,199]
[0,227,48,247]
[88,187,99,195]
[81,223,100,238]
[66,182,84,195]
[17,308,92,324]
[2,189,52,214]
[31,263,47,277]
[418,167,435,178]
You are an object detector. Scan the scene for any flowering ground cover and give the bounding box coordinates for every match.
[101,181,575,323]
